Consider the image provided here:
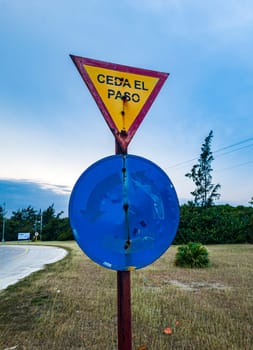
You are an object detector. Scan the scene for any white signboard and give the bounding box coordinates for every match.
[18,232,31,240]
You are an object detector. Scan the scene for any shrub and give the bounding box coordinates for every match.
[174,204,253,244]
[175,242,210,268]
[56,230,74,241]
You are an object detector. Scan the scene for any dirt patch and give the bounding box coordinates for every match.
[168,279,228,292]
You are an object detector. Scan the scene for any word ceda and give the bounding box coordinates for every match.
[97,74,148,103]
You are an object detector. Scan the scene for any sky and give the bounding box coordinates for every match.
[0,0,253,217]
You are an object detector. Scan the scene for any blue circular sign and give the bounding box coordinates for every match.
[69,154,180,271]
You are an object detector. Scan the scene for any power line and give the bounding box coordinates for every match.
[215,143,253,158]
[168,136,253,169]
[213,137,253,154]
[217,160,253,172]
[168,157,198,169]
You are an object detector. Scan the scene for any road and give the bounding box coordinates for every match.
[0,244,67,290]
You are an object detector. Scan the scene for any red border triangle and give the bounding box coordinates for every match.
[70,55,169,152]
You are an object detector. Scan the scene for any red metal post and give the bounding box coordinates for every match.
[116,140,132,350]
[117,271,132,350]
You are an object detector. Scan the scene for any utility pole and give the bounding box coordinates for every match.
[1,203,6,242]
[40,210,43,241]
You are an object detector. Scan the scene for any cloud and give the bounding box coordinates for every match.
[0,178,69,217]
[38,182,71,195]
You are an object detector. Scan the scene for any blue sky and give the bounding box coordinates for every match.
[0,0,252,216]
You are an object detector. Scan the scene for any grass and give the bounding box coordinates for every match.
[0,242,253,349]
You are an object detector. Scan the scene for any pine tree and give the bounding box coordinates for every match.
[185,130,221,207]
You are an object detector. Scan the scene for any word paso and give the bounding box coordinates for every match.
[97,73,149,103]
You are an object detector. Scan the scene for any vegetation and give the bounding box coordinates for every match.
[0,242,252,349]
[174,204,253,244]
[185,130,221,207]
[0,204,73,242]
[1,202,253,244]
[175,242,210,268]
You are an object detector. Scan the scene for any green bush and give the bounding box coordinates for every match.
[175,242,210,268]
[173,204,253,244]
[57,230,74,241]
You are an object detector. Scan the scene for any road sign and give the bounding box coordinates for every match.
[70,55,169,151]
[18,232,30,240]
[69,154,179,271]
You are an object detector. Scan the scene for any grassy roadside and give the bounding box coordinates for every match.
[0,242,253,349]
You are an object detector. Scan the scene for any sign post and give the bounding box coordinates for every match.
[117,270,132,350]
[69,55,179,350]
[115,140,132,350]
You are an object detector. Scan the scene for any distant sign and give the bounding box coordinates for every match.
[70,55,169,151]
[18,232,30,240]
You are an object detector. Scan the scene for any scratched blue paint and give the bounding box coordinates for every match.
[69,154,180,271]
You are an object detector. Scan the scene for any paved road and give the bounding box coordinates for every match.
[0,244,67,290]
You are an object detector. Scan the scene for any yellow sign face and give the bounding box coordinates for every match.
[84,64,159,132]
[70,55,169,151]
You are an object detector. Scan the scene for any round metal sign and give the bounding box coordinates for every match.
[69,154,180,271]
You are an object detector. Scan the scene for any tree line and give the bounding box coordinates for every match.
[0,204,73,242]
[1,203,252,244]
[175,204,253,244]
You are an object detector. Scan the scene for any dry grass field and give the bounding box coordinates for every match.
[0,242,252,350]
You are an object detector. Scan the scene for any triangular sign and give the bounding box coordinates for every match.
[70,55,169,151]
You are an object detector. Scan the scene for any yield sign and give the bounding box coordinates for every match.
[70,55,169,151]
